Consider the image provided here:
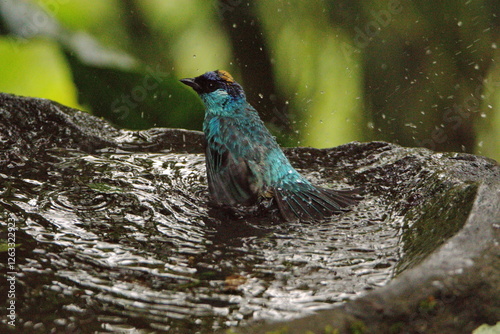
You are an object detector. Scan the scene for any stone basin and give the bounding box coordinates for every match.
[0,93,498,333]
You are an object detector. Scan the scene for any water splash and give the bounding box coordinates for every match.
[1,144,456,333]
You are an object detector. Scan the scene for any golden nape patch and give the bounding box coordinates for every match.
[216,70,235,83]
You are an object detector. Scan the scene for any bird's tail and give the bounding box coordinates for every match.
[273,184,362,222]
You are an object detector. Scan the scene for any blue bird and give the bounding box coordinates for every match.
[180,70,360,221]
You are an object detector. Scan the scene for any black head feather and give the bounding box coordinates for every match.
[180,70,245,98]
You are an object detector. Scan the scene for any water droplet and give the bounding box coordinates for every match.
[367,122,375,129]
[457,21,463,27]
[492,43,498,49]
[405,122,417,129]
[232,23,237,28]
[258,93,264,99]
[480,112,487,118]
[193,54,196,58]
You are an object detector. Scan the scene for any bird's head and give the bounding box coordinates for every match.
[180,70,246,108]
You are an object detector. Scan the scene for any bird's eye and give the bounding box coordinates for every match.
[201,81,219,94]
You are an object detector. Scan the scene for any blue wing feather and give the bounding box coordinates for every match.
[204,105,361,221]
[204,115,264,205]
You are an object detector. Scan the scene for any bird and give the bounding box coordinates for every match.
[180,70,360,222]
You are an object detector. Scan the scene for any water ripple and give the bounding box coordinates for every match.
[2,148,400,333]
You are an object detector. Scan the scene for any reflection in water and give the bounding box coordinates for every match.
[1,149,398,333]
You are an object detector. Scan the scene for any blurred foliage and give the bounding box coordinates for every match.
[66,53,203,129]
[0,37,78,108]
[0,0,498,160]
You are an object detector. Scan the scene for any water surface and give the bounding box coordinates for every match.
[1,148,399,333]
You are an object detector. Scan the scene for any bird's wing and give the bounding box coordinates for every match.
[205,117,262,206]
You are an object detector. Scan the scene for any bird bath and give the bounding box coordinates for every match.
[0,93,498,333]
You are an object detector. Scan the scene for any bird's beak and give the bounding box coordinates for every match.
[180,78,201,93]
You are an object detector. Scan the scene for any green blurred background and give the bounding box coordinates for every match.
[0,0,498,160]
